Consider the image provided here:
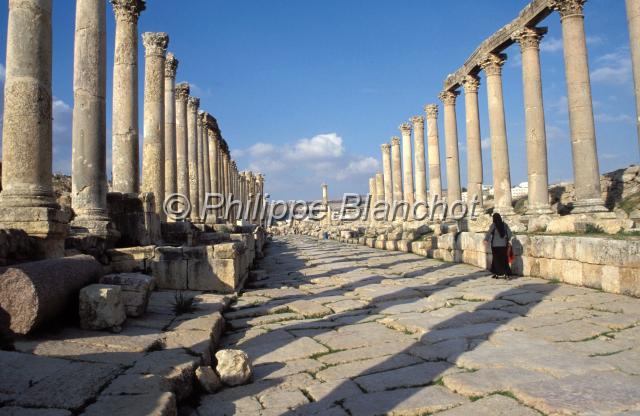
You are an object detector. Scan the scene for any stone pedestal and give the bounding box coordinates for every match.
[480,53,514,215]
[111,0,145,194]
[0,0,68,257]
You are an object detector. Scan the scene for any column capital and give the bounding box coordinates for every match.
[199,110,209,124]
[165,52,179,78]
[142,32,169,56]
[513,27,547,51]
[390,136,401,146]
[175,83,190,101]
[424,104,439,118]
[480,53,507,77]
[188,96,200,109]
[438,90,459,106]
[381,143,391,151]
[110,0,146,23]
[462,74,481,94]
[399,122,412,135]
[411,115,425,127]
[197,111,206,126]
[257,174,264,183]
[550,0,587,18]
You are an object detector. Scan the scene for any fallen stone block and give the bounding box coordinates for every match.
[100,273,155,317]
[79,284,127,331]
[215,349,252,386]
[0,255,102,335]
[196,366,222,393]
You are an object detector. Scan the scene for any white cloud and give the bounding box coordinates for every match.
[335,157,378,180]
[52,97,73,174]
[248,142,276,158]
[591,48,632,85]
[595,113,634,123]
[546,125,568,141]
[52,98,72,134]
[188,83,212,98]
[587,35,605,46]
[541,37,563,53]
[0,63,5,82]
[286,133,344,160]
[481,138,491,150]
[601,153,620,160]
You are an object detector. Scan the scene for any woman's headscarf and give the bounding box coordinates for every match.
[493,213,506,238]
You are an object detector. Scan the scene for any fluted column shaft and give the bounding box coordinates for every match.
[462,76,484,208]
[197,113,205,211]
[202,117,211,200]
[187,97,200,221]
[552,0,605,212]
[390,137,403,203]
[439,91,462,207]
[369,177,377,202]
[376,173,385,202]
[381,144,393,205]
[399,123,414,205]
[412,116,427,213]
[207,123,220,218]
[111,0,145,193]
[515,28,553,215]
[164,53,178,198]
[425,105,443,201]
[175,83,189,198]
[481,54,514,215]
[71,0,109,231]
[627,0,640,154]
[141,32,168,220]
[0,0,57,211]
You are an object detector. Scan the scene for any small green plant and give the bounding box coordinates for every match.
[172,291,195,315]
[584,223,605,234]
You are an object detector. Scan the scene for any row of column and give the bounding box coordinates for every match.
[370,0,618,218]
[0,0,265,243]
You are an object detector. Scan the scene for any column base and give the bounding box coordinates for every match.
[0,206,70,259]
[494,205,516,216]
[571,198,609,214]
[525,205,554,216]
[70,216,120,241]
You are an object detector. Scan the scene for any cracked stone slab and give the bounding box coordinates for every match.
[313,322,414,350]
[315,353,421,382]
[354,362,461,393]
[442,367,555,397]
[435,394,541,416]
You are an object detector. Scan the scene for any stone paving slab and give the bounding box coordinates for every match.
[194,236,640,415]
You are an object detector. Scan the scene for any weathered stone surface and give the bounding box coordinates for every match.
[0,408,71,416]
[83,392,177,416]
[0,255,102,334]
[342,386,466,416]
[196,366,222,393]
[215,349,253,386]
[100,272,155,317]
[435,394,540,416]
[79,284,127,331]
[127,349,199,400]
[354,362,459,393]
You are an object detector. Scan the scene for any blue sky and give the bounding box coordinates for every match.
[0,0,637,201]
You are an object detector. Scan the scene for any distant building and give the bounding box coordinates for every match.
[511,182,529,199]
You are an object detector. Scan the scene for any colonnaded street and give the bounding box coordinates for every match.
[196,235,640,416]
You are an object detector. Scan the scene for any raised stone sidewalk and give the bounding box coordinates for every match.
[0,290,232,415]
[196,235,640,416]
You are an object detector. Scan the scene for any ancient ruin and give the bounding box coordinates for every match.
[1,0,640,415]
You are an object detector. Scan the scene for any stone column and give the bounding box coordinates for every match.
[0,0,67,256]
[399,123,415,205]
[369,177,377,202]
[141,32,168,220]
[514,27,553,215]
[175,83,190,199]
[164,53,178,198]
[551,0,606,212]
[71,0,111,236]
[462,75,484,209]
[627,0,640,154]
[480,53,514,215]
[206,117,220,218]
[375,173,384,202]
[222,152,230,217]
[390,137,403,203]
[425,105,443,201]
[381,144,393,206]
[256,174,265,225]
[197,111,206,212]
[322,183,329,206]
[187,96,200,221]
[202,114,211,200]
[110,0,145,194]
[412,116,427,215]
[439,90,462,207]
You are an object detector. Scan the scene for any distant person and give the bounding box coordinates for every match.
[484,213,513,279]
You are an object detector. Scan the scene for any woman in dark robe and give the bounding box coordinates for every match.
[484,213,513,279]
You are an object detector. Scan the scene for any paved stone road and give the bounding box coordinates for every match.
[197,235,640,416]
